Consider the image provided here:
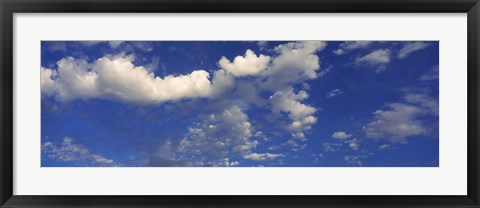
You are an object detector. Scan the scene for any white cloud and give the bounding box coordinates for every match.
[40,67,56,97]
[210,69,236,96]
[93,55,212,103]
[243,153,285,161]
[332,131,352,139]
[363,103,427,143]
[269,87,317,138]
[260,41,327,90]
[55,57,99,101]
[47,55,214,103]
[42,137,114,165]
[398,42,430,59]
[326,88,344,98]
[356,49,391,73]
[333,41,372,55]
[219,49,271,77]
[45,41,326,106]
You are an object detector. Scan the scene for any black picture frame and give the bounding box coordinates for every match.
[1,0,479,207]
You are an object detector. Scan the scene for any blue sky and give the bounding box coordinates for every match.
[41,41,439,167]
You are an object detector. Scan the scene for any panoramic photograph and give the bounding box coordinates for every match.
[40,41,439,167]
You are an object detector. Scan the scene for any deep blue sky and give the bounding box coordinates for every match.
[41,41,439,167]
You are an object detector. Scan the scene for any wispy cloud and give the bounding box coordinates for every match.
[398,42,430,59]
[326,88,344,98]
[355,49,391,73]
[333,41,372,55]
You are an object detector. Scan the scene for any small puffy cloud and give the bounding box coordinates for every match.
[356,49,391,73]
[333,41,372,55]
[223,158,240,167]
[346,138,360,150]
[243,153,285,161]
[285,139,300,147]
[219,49,271,77]
[332,131,352,139]
[260,41,327,90]
[269,87,317,137]
[326,89,344,98]
[291,132,305,139]
[42,137,114,166]
[398,42,430,59]
[363,103,427,143]
[379,144,391,150]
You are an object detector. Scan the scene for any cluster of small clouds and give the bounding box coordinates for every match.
[334,41,432,73]
[42,41,326,142]
[344,155,363,166]
[42,41,328,166]
[41,41,438,167]
[324,131,369,166]
[42,137,114,166]
[148,105,284,166]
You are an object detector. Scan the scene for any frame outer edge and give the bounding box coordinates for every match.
[467,1,480,207]
[475,2,480,205]
[0,0,14,207]
[468,1,480,206]
[1,0,4,204]
[1,0,480,208]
